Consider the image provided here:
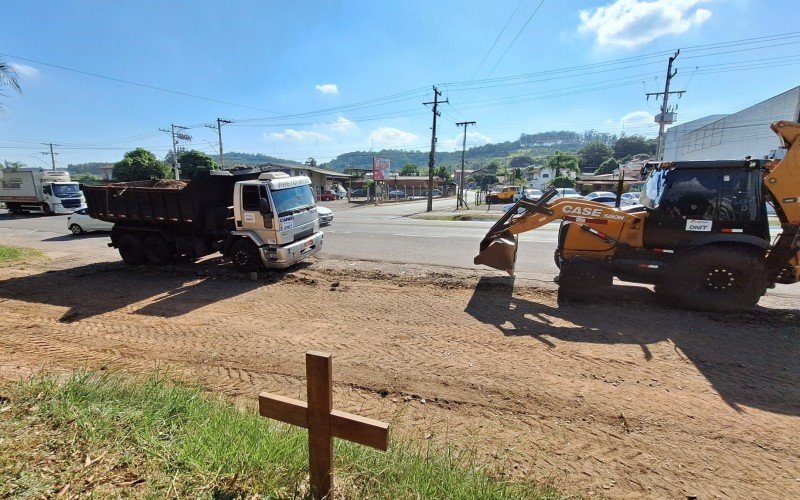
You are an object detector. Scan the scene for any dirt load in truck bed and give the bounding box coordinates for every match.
[0,255,797,498]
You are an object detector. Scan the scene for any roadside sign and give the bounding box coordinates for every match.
[372,157,390,181]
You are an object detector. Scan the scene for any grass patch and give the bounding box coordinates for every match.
[0,371,560,498]
[0,245,44,264]
[412,213,502,222]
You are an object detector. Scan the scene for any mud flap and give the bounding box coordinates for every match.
[474,235,518,276]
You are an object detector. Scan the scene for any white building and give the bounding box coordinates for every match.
[524,165,557,190]
[663,86,800,161]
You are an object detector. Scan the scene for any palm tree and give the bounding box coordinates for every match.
[0,62,22,109]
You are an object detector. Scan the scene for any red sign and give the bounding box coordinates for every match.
[372,157,390,181]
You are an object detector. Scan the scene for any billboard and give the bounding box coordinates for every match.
[372,157,390,181]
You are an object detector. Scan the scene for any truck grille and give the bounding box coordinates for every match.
[62,199,82,208]
[293,228,314,242]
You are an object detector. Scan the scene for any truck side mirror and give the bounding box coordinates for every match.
[258,197,271,216]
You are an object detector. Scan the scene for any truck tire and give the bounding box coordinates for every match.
[230,239,263,272]
[143,234,173,266]
[117,234,146,266]
[43,203,53,215]
[657,246,767,312]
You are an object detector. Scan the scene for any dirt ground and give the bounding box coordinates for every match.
[0,254,798,498]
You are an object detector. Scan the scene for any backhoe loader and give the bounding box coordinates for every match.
[475,121,800,312]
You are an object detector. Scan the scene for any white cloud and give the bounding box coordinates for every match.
[266,129,330,142]
[327,117,356,133]
[619,110,655,127]
[367,127,419,147]
[578,0,712,48]
[440,131,493,151]
[603,110,658,134]
[9,63,39,78]
[315,83,339,95]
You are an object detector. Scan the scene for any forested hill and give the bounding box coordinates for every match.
[220,152,302,166]
[322,130,608,171]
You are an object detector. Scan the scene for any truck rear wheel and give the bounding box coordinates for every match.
[657,246,767,312]
[143,234,173,266]
[230,239,262,272]
[118,234,146,266]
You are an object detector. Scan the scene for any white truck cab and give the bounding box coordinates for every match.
[0,168,86,215]
[231,172,324,269]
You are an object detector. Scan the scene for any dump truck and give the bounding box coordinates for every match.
[0,168,86,214]
[82,168,323,271]
[475,121,800,311]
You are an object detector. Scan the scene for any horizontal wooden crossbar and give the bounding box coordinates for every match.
[258,392,389,451]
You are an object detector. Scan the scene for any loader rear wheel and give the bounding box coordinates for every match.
[143,234,173,266]
[230,239,262,272]
[117,234,146,266]
[557,262,612,303]
[657,246,767,312]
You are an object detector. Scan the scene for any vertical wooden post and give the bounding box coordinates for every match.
[306,351,333,498]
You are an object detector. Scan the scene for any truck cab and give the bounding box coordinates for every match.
[0,168,86,215]
[230,172,323,269]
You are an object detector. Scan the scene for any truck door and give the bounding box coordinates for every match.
[239,184,274,231]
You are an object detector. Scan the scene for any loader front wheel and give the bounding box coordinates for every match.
[657,246,767,312]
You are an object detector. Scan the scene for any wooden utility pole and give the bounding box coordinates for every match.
[423,86,447,212]
[207,118,232,168]
[259,351,390,499]
[455,121,475,209]
[647,50,685,160]
[40,143,58,170]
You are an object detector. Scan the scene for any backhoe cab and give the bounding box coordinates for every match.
[475,121,800,312]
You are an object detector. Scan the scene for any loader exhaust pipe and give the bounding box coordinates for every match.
[474,188,558,275]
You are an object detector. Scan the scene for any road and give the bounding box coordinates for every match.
[1,196,798,298]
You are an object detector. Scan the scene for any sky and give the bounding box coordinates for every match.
[1,0,799,168]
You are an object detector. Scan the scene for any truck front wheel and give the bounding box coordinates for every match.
[117,234,146,266]
[230,239,263,272]
[143,234,173,266]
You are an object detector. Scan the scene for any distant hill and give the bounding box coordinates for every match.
[66,162,111,176]
[221,152,301,166]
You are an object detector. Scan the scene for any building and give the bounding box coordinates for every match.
[452,169,474,187]
[524,165,556,190]
[260,163,351,193]
[576,159,647,193]
[100,165,114,181]
[663,86,800,161]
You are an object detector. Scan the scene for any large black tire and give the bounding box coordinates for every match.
[42,203,53,215]
[230,239,263,272]
[143,234,173,266]
[557,261,612,303]
[117,234,146,266]
[657,246,767,312]
[69,224,84,235]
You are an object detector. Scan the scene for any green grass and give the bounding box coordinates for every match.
[0,372,560,499]
[0,245,44,264]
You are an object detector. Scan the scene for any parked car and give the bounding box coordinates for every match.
[351,188,366,197]
[620,192,641,204]
[67,208,113,235]
[319,190,337,201]
[513,188,543,202]
[585,191,617,200]
[317,205,334,225]
[424,189,443,197]
[553,188,583,200]
[388,190,408,199]
[332,186,347,198]
[589,195,635,207]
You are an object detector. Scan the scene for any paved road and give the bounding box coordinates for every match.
[2,197,798,298]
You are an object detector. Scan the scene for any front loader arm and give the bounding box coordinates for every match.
[475,189,644,274]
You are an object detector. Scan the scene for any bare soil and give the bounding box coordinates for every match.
[0,255,798,498]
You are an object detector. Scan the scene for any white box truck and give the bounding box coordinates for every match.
[0,168,86,215]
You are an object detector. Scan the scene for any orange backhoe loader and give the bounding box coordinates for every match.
[475,121,800,311]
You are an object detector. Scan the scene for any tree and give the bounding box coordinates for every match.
[305,157,318,168]
[549,176,576,189]
[594,157,620,175]
[613,135,657,159]
[2,160,25,170]
[400,163,420,176]
[578,141,614,172]
[0,62,21,110]
[509,156,535,169]
[547,151,580,179]
[72,173,101,185]
[510,167,524,184]
[484,161,500,174]
[112,148,171,182]
[177,150,219,179]
[434,165,452,182]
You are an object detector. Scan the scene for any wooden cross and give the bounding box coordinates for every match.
[259,351,390,499]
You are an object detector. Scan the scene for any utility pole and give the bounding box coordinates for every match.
[206,118,232,168]
[646,50,685,160]
[423,86,448,212]
[160,124,191,179]
[40,143,58,170]
[455,121,476,210]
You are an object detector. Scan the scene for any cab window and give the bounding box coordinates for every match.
[242,185,259,211]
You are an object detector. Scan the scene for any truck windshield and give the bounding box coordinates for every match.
[53,183,82,198]
[272,185,316,216]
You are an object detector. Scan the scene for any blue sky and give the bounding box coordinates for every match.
[1,0,798,167]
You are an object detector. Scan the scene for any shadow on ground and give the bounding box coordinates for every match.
[0,258,310,321]
[465,276,800,416]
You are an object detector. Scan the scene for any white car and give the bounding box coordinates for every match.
[620,192,641,204]
[317,205,334,226]
[553,188,583,199]
[585,191,617,200]
[67,208,113,235]
[513,189,543,202]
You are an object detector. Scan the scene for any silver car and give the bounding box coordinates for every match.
[67,208,113,235]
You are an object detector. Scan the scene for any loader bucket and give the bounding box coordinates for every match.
[474,234,518,275]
